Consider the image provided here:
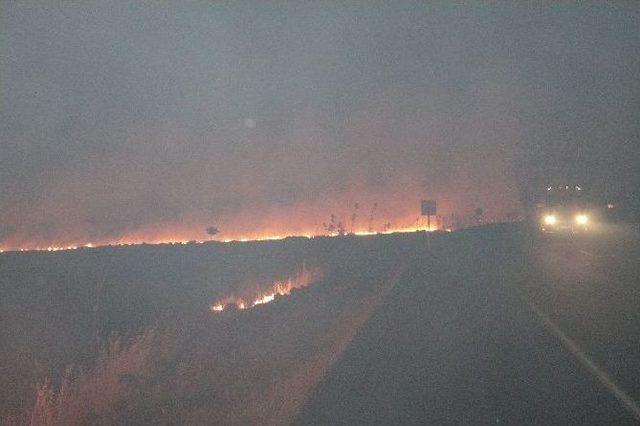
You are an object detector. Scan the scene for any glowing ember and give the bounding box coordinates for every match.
[210,267,321,313]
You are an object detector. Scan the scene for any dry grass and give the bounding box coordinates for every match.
[1,247,409,425]
[25,328,168,426]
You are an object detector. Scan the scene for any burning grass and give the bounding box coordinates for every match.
[209,266,322,313]
[1,231,429,425]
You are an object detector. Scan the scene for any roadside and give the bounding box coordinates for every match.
[297,225,639,425]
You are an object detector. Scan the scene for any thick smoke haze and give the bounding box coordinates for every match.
[1,2,638,249]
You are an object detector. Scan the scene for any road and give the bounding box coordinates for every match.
[297,224,640,425]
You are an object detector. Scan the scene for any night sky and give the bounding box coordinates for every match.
[1,2,639,249]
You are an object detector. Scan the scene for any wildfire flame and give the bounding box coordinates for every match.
[210,267,321,313]
[0,197,456,254]
[0,224,446,254]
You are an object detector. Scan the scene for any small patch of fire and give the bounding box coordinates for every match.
[210,267,320,313]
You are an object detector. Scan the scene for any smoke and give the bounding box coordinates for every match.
[1,2,638,249]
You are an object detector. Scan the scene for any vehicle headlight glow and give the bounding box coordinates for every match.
[575,214,588,225]
[543,215,557,225]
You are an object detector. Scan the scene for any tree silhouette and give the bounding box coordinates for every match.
[474,208,484,224]
[323,214,337,235]
[368,203,377,233]
[350,203,359,233]
[206,226,219,237]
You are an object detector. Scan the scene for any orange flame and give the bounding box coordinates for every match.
[1,224,446,254]
[209,267,321,313]
[0,195,456,253]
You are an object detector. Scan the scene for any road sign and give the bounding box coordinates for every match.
[421,200,436,216]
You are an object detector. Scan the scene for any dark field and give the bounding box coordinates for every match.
[1,224,640,424]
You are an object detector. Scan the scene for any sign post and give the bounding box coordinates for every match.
[421,200,437,231]
[421,199,436,251]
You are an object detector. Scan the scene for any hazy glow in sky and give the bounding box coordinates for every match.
[1,2,638,248]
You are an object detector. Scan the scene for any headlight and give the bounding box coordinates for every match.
[575,214,588,225]
[543,215,557,225]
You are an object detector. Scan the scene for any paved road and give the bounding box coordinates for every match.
[297,224,640,425]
